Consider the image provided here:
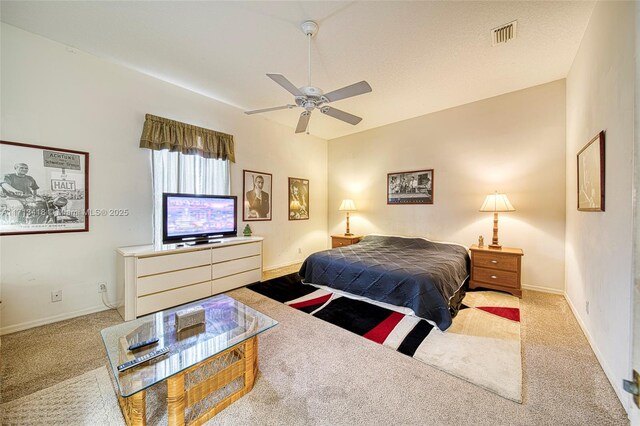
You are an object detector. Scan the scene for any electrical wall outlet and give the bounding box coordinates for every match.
[586,301,589,314]
[51,290,62,303]
[297,248,302,254]
[98,282,107,293]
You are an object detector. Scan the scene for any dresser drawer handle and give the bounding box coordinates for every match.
[491,260,498,264]
[490,275,497,279]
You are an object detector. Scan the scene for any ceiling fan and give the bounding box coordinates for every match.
[245,20,372,134]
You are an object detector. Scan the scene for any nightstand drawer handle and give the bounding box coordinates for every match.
[491,275,498,279]
[491,260,498,264]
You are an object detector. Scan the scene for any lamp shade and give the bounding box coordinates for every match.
[479,192,515,212]
[339,199,357,211]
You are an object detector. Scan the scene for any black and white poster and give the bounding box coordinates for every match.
[387,169,434,204]
[0,141,89,235]
[243,169,272,221]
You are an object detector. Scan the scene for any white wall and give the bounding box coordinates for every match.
[564,0,635,413]
[328,80,567,293]
[0,24,328,334]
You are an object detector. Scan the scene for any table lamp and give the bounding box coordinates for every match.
[339,199,356,236]
[479,191,515,249]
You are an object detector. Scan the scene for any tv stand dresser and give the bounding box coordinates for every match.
[116,237,263,321]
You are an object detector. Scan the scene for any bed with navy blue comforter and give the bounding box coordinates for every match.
[299,235,470,330]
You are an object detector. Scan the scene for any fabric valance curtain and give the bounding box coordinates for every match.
[139,114,235,162]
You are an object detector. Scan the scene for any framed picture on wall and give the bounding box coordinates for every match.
[0,140,89,236]
[577,131,605,211]
[243,169,272,221]
[387,169,434,204]
[288,177,309,220]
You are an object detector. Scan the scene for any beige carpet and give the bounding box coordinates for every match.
[0,288,628,425]
[0,367,122,426]
[0,288,522,424]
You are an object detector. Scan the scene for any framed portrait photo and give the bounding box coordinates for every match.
[0,140,89,236]
[387,169,434,204]
[243,169,272,221]
[288,177,309,220]
[577,131,605,211]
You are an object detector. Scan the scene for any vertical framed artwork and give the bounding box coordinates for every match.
[0,140,89,235]
[243,169,272,221]
[288,177,309,220]
[577,131,605,211]
[387,169,434,204]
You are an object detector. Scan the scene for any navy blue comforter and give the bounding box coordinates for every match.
[299,235,470,330]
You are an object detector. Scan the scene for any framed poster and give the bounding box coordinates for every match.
[288,177,309,220]
[243,169,272,221]
[0,141,89,235]
[577,131,605,211]
[387,169,434,204]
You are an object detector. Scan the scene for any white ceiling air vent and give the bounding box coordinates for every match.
[492,20,517,46]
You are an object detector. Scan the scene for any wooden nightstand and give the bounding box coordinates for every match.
[469,244,524,297]
[331,235,363,248]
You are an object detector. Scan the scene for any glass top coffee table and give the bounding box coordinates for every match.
[101,294,277,426]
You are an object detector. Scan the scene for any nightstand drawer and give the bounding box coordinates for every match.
[332,239,351,248]
[472,251,519,272]
[472,267,519,288]
[331,235,362,248]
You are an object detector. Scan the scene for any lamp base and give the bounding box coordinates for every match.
[488,244,502,250]
[344,233,354,236]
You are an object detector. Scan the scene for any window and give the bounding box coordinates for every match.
[152,150,230,246]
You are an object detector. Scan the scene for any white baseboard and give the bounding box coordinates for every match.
[522,283,564,295]
[564,292,631,415]
[0,304,111,336]
[264,260,303,272]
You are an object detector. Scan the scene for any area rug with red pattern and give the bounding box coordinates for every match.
[248,273,523,403]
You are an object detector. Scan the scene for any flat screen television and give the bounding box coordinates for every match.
[162,193,237,244]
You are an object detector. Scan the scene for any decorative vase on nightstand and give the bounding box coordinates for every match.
[243,224,252,237]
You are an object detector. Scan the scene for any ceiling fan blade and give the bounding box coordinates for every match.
[295,111,311,134]
[267,74,303,97]
[320,106,362,125]
[245,105,295,115]
[323,81,372,103]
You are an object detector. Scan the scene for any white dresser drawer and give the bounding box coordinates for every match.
[212,269,261,295]
[137,265,210,297]
[137,249,210,277]
[212,242,260,263]
[136,281,211,317]
[213,255,261,280]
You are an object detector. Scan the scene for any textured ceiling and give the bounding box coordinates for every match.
[0,1,594,140]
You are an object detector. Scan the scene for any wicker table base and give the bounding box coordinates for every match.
[118,336,258,426]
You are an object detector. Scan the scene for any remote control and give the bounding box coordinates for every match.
[117,347,169,372]
[128,337,159,351]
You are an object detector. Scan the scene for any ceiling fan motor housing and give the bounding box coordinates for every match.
[301,86,323,97]
[296,86,327,111]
